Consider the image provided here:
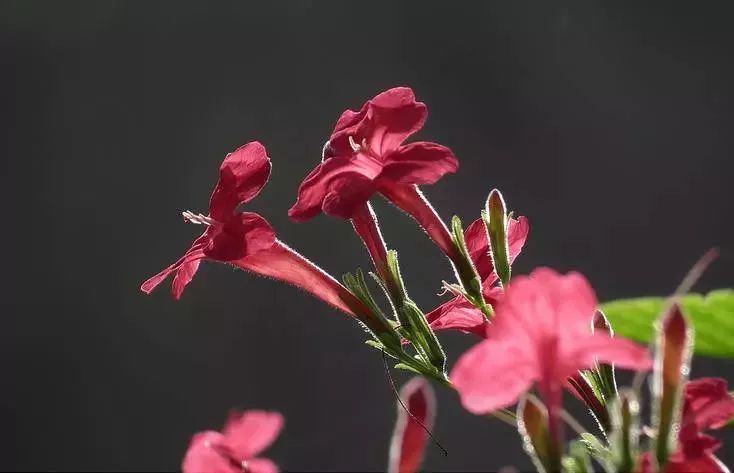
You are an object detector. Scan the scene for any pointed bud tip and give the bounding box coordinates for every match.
[486,188,507,212]
[592,310,614,335]
[661,303,690,343]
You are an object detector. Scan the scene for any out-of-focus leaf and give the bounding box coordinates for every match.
[600,290,734,358]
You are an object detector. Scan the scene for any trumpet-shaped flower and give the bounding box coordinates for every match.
[141,142,396,338]
[289,87,460,259]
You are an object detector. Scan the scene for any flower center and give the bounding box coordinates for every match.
[349,135,369,153]
[182,210,216,226]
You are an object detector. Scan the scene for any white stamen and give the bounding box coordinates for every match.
[348,135,361,152]
[182,210,214,226]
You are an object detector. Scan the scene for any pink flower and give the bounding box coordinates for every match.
[663,378,734,472]
[289,87,460,261]
[141,142,396,338]
[182,410,283,473]
[426,216,529,336]
[451,268,651,443]
[289,87,457,221]
[388,378,436,473]
[141,141,275,300]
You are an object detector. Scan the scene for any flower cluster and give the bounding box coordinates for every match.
[143,87,733,472]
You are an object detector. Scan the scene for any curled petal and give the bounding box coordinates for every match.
[380,142,458,185]
[288,156,380,221]
[210,142,272,220]
[364,87,427,155]
[683,378,734,432]
[426,297,489,337]
[140,234,209,299]
[508,216,530,263]
[451,339,537,414]
[223,410,284,460]
[463,216,529,283]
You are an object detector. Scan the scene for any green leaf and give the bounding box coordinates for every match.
[600,289,734,358]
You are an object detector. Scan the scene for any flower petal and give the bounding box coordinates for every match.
[206,212,276,261]
[140,233,209,299]
[247,458,279,473]
[463,216,529,283]
[426,297,489,337]
[182,431,237,473]
[322,172,377,219]
[222,410,284,460]
[380,142,458,186]
[209,142,272,220]
[683,378,734,431]
[666,452,728,473]
[366,87,427,155]
[288,155,380,221]
[388,378,436,473]
[451,339,538,414]
[562,333,652,375]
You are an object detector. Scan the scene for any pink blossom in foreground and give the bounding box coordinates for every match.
[451,268,652,443]
[388,378,436,473]
[182,410,283,473]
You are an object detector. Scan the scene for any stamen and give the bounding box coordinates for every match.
[182,210,214,226]
[348,135,362,152]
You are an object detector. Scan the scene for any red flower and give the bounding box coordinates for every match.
[426,216,529,336]
[451,268,651,443]
[289,87,461,261]
[141,142,396,338]
[141,142,275,300]
[289,87,457,221]
[663,378,734,472]
[182,410,283,473]
[388,378,436,473]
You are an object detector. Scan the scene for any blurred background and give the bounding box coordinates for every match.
[2,1,733,471]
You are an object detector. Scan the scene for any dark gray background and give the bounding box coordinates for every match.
[2,1,733,471]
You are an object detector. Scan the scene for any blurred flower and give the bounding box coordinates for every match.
[426,216,529,336]
[451,268,652,444]
[388,378,436,473]
[182,410,283,473]
[662,377,734,472]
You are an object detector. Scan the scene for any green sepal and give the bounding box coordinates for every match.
[483,189,511,287]
[449,216,486,304]
[579,433,615,473]
[562,440,593,473]
[343,269,401,350]
[384,251,447,373]
[609,389,641,473]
